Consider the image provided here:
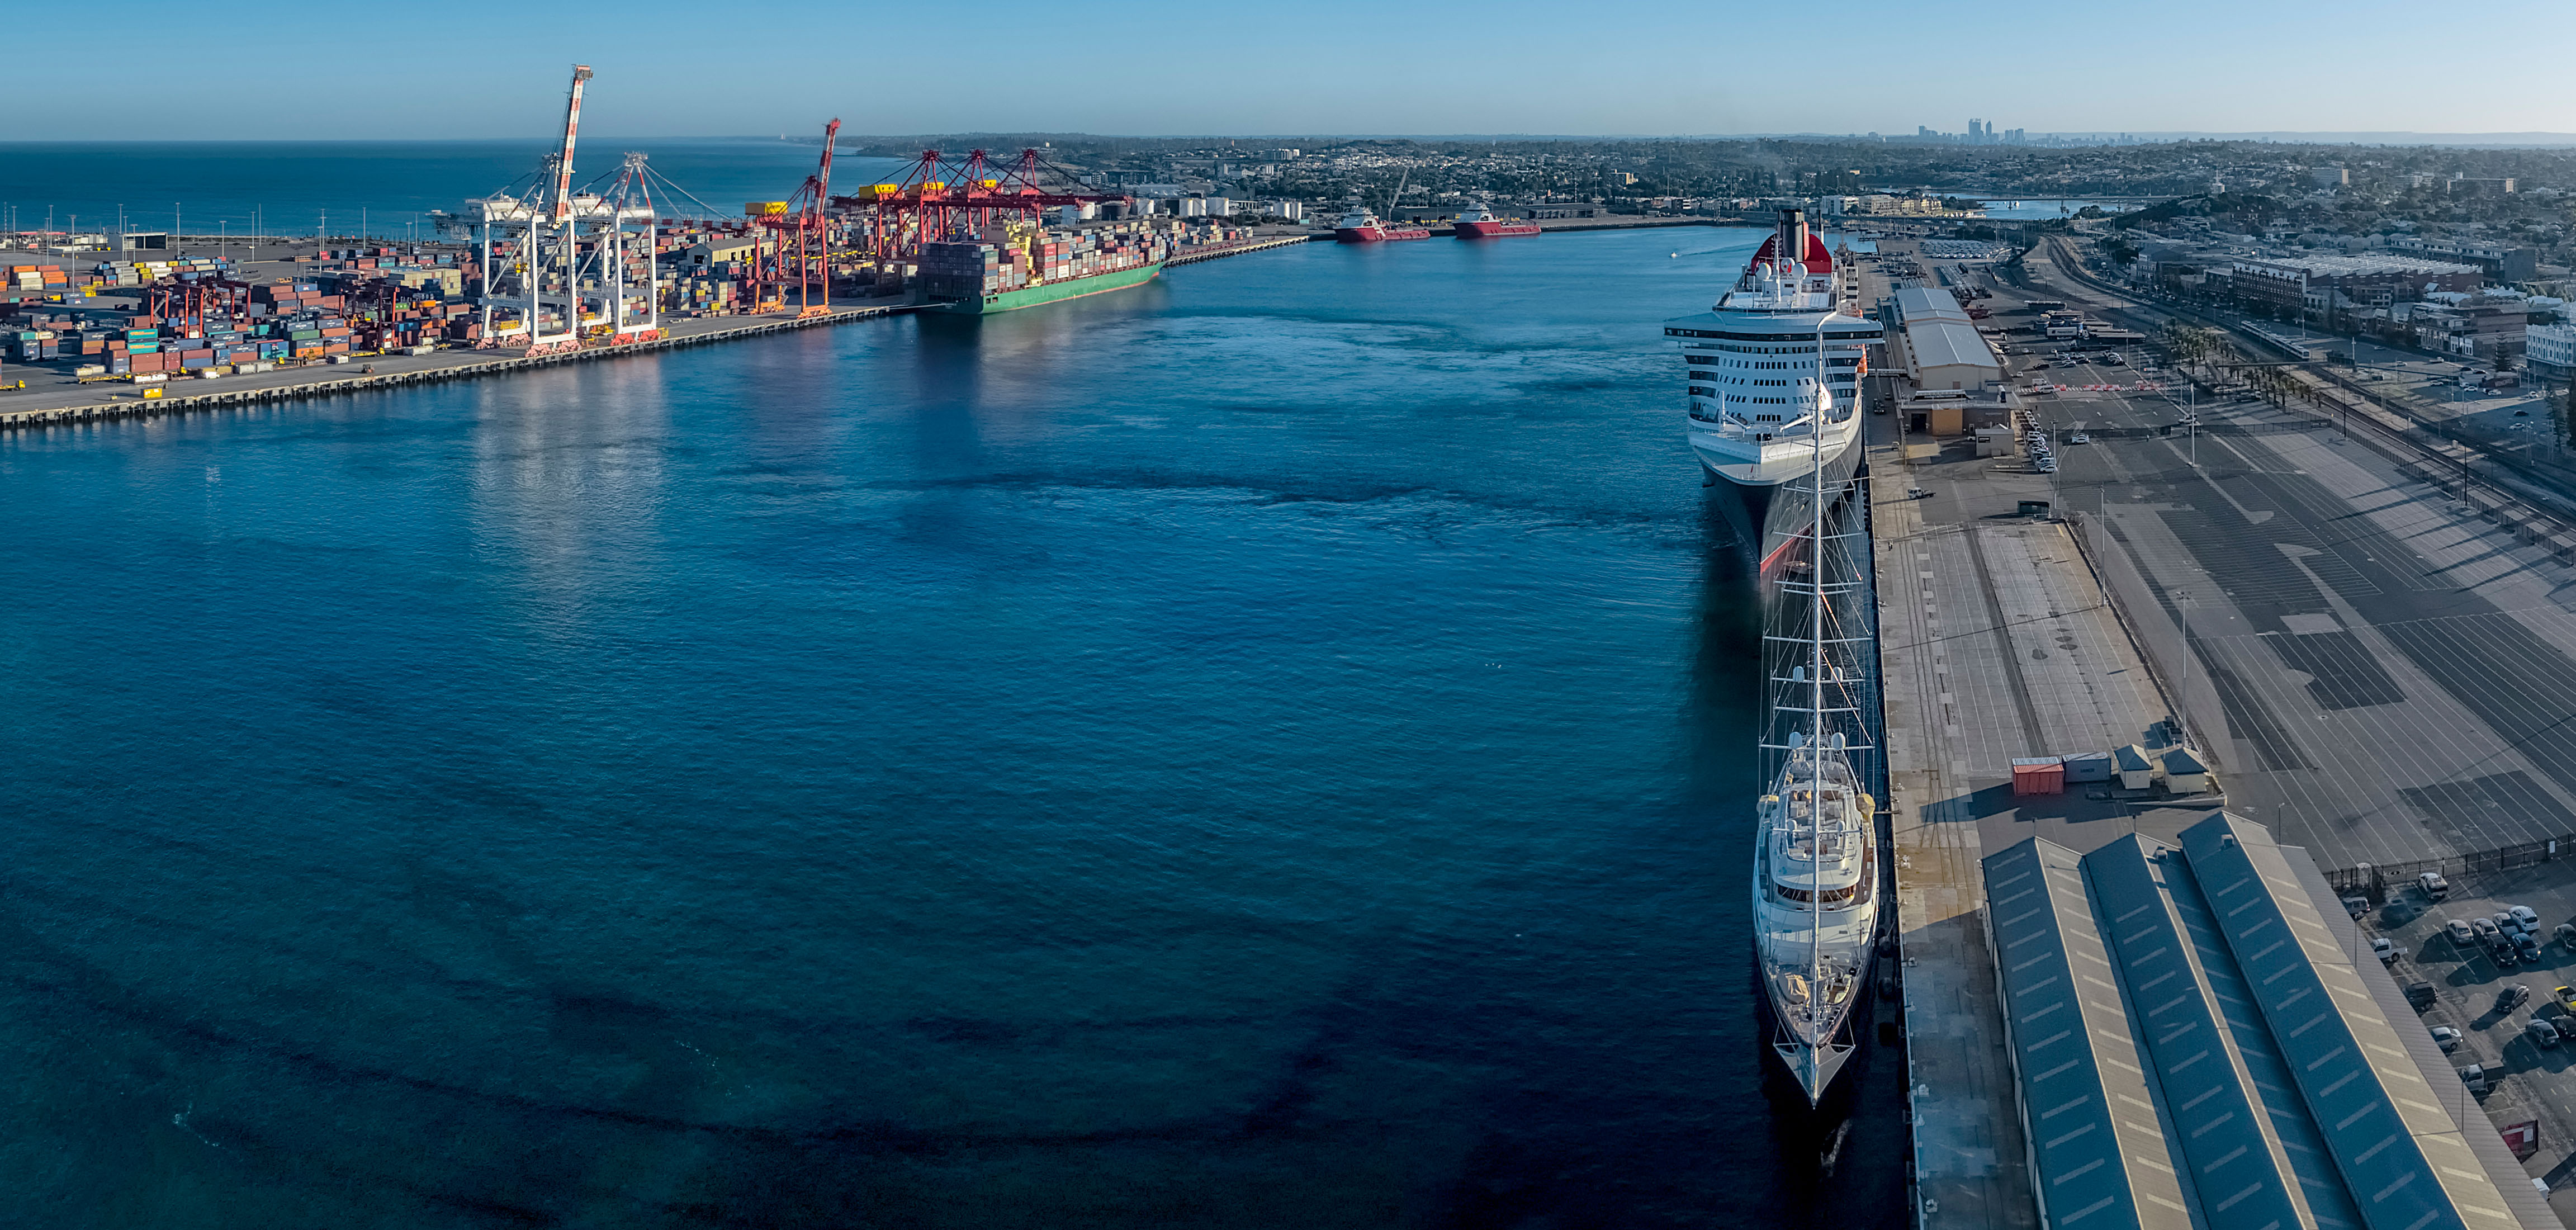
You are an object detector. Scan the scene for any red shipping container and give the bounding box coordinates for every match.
[2011,758,2065,796]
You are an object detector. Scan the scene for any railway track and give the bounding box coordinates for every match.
[2031,236,2576,548]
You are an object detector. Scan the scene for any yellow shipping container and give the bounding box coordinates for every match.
[745,201,790,216]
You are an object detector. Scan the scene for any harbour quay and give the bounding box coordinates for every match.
[1858,234,2573,1228]
[0,231,1318,433]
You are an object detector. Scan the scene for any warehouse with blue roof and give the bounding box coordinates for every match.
[1982,812,2551,1230]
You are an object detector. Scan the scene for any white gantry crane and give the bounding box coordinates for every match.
[471,64,661,354]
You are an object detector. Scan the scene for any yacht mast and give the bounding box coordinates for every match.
[1806,315,1827,1096]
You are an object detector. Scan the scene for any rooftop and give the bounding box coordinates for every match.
[2232,254,2483,278]
[1984,815,2535,1230]
[1905,318,2003,374]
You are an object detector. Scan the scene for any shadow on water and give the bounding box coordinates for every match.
[1691,493,1911,1230]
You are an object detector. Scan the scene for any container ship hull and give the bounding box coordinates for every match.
[1455,220,1541,238]
[933,263,1163,315]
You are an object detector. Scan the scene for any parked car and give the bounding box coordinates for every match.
[2559,923,2576,949]
[2373,937,2403,963]
[2447,919,2478,948]
[2559,986,2576,1011]
[2494,911,2519,936]
[2510,905,2541,931]
[2407,981,2439,1009]
[2461,1063,2490,1093]
[2432,1025,2463,1052]
[2420,872,2450,899]
[2500,984,2532,1012]
[2494,942,2521,968]
[2516,933,2542,962]
[2531,1018,2563,1048]
[2472,916,2503,942]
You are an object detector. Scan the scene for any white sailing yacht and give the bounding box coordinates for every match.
[1749,359,1881,1104]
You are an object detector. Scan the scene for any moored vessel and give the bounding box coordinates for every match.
[921,223,1168,315]
[1453,205,1539,239]
[1664,209,1882,569]
[1333,208,1431,244]
[1750,380,1882,1105]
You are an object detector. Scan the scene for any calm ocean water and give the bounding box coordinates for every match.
[0,200,1905,1227]
[0,140,908,240]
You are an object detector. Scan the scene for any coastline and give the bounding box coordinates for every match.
[0,233,1319,433]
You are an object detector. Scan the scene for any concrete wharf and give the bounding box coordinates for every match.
[0,302,918,432]
[0,228,1333,434]
[1867,236,2576,1226]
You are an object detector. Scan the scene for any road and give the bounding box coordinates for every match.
[2026,236,2576,528]
[1962,250,2576,876]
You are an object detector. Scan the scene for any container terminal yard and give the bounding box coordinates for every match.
[1860,225,2576,1226]
[0,67,1309,429]
[0,69,1717,431]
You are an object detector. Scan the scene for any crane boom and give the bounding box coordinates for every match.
[816,118,840,203]
[551,65,594,220]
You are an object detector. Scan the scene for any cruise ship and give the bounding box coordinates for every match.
[1752,452,1882,1104]
[1665,209,1883,570]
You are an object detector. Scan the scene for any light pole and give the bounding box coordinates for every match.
[2175,588,2194,734]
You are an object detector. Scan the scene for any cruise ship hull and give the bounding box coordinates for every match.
[1698,431,1863,574]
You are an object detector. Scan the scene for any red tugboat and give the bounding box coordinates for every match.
[1333,207,1431,243]
[1453,204,1540,238]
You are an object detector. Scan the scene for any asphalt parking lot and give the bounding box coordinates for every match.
[2369,864,2576,1214]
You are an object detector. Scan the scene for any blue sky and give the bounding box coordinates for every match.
[16,1,2575,139]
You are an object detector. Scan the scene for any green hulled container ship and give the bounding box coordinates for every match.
[920,223,1172,316]
[934,261,1164,315]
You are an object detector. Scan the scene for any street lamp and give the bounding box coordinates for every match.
[2175,588,2194,722]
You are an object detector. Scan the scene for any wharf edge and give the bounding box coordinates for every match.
[0,234,1320,433]
[0,305,913,432]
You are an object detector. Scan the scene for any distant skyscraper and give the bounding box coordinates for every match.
[1968,119,1985,144]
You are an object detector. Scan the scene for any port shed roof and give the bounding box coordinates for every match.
[1893,286,1973,324]
[2177,815,2522,1230]
[1982,840,2192,1229]
[1982,818,2542,1230]
[1905,320,2001,376]
[2081,835,2359,1230]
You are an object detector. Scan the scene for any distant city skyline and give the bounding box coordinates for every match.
[13,1,2575,141]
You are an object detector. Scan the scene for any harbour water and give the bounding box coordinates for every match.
[0,140,908,241]
[0,216,1906,1227]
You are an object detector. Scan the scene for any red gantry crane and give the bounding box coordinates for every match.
[749,119,840,318]
[836,148,1129,272]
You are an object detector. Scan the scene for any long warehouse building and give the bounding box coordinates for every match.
[1890,285,2004,391]
[1982,812,2552,1230]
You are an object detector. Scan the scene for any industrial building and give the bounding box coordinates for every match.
[2405,297,2530,359]
[2390,238,2542,283]
[2526,321,2576,378]
[1889,286,2003,390]
[2230,254,2485,315]
[1983,813,2547,1230]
